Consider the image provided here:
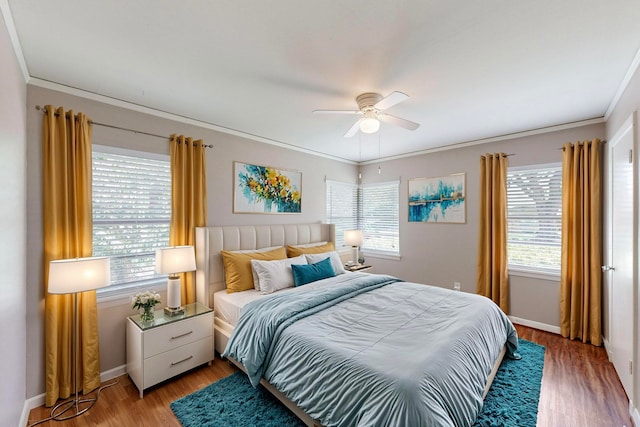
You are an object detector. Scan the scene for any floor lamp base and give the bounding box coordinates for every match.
[50,395,97,421]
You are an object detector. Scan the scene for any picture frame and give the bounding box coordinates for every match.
[408,173,466,223]
[233,161,302,214]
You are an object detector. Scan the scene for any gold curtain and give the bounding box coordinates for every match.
[169,134,207,304]
[476,153,509,312]
[42,106,100,406]
[560,139,602,345]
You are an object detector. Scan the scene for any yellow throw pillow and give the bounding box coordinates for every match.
[286,242,335,257]
[221,247,287,293]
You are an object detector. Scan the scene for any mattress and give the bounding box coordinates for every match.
[213,289,264,326]
[213,277,342,326]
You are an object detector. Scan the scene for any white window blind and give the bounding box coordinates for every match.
[359,181,400,254]
[326,180,358,247]
[92,149,171,291]
[507,163,562,273]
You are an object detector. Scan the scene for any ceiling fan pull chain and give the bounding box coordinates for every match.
[378,132,382,174]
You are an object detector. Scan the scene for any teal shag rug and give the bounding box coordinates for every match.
[171,338,544,427]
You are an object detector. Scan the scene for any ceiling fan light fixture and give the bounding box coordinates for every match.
[360,114,380,134]
[314,91,418,137]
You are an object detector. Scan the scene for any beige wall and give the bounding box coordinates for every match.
[359,122,606,328]
[0,10,27,426]
[25,84,357,398]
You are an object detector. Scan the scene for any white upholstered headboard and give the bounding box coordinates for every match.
[195,223,336,307]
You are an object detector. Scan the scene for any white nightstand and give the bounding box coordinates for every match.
[126,302,214,398]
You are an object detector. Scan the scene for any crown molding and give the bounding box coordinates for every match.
[29,77,605,167]
[360,117,605,165]
[605,44,640,120]
[27,78,357,165]
[0,0,29,82]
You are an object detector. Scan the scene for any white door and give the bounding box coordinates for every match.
[606,113,635,399]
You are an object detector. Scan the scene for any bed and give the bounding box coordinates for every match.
[194,223,518,427]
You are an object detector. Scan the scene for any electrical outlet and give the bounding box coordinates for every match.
[453,281,461,291]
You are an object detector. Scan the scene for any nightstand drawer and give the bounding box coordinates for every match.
[143,336,213,389]
[143,313,213,357]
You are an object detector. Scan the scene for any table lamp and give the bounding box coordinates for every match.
[47,256,111,420]
[344,230,364,265]
[155,246,196,316]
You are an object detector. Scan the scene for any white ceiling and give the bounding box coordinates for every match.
[6,1,640,162]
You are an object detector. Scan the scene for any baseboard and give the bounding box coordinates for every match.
[101,364,127,383]
[22,393,45,427]
[20,364,127,427]
[602,336,613,361]
[631,403,639,427]
[19,403,31,427]
[508,316,561,335]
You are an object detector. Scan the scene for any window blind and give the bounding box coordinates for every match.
[507,164,562,272]
[359,181,399,253]
[92,150,171,289]
[326,180,358,248]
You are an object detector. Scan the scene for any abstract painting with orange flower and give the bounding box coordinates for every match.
[233,162,302,213]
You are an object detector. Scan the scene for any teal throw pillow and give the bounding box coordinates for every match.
[291,257,336,286]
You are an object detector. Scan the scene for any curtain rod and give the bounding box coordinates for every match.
[558,140,607,150]
[35,105,213,148]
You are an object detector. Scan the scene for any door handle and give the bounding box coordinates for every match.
[601,265,615,272]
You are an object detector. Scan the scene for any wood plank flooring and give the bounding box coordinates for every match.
[27,324,633,427]
[517,325,632,427]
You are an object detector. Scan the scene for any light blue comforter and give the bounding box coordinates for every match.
[223,273,518,427]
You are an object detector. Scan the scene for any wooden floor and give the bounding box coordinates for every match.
[27,324,633,427]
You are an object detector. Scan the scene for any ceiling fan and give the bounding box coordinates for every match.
[313,91,420,137]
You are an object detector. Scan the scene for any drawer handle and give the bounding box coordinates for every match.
[171,355,193,366]
[171,331,193,340]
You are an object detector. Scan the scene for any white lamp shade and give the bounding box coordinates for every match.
[359,114,380,134]
[155,246,196,275]
[344,230,364,247]
[48,257,111,294]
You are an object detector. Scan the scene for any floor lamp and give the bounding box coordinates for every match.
[155,246,196,316]
[47,256,110,421]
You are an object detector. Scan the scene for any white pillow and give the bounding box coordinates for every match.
[251,255,308,294]
[304,251,347,275]
[225,246,285,290]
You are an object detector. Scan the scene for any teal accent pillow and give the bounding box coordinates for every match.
[291,257,336,286]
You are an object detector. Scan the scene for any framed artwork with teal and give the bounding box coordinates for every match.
[233,161,302,214]
[408,173,466,223]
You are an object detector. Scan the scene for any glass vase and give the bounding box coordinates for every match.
[140,306,154,322]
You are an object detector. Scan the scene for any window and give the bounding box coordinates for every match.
[359,181,400,254]
[507,163,562,274]
[326,180,399,255]
[92,146,171,294]
[326,180,358,248]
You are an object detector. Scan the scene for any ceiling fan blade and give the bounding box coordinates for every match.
[374,91,409,111]
[379,113,420,131]
[344,119,362,137]
[313,109,361,115]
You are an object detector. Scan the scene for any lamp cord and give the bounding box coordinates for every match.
[27,378,119,427]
